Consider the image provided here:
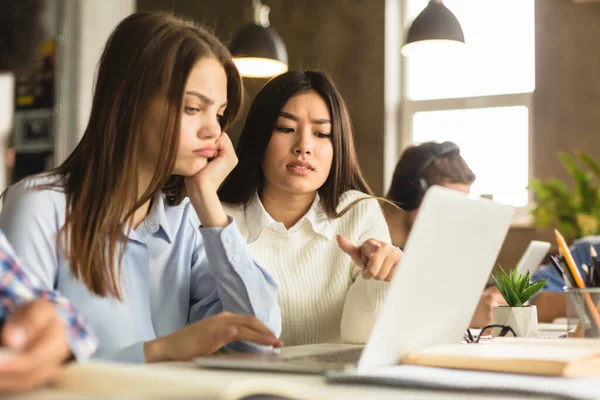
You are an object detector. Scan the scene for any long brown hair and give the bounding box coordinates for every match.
[45,11,242,299]
[218,70,372,218]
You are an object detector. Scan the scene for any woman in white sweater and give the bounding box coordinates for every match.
[219,71,402,346]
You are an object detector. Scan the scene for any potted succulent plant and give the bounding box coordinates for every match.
[491,266,549,337]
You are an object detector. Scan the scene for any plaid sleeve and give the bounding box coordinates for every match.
[0,232,98,361]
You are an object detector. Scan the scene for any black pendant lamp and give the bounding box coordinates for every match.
[401,0,465,58]
[229,0,288,78]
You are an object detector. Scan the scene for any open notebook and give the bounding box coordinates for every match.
[322,338,600,400]
[400,337,600,377]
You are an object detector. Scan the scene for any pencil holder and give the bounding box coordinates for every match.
[565,288,600,338]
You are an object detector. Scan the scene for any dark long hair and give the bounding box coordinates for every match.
[219,70,371,218]
[45,11,242,299]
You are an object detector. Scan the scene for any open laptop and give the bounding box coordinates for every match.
[194,186,515,374]
[515,240,551,277]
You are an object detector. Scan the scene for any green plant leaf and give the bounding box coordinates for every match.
[543,181,576,212]
[520,279,550,304]
[492,266,510,301]
[515,271,530,296]
[493,266,522,307]
[578,151,600,182]
[541,179,571,199]
[579,174,596,214]
[497,265,510,281]
[560,153,598,214]
[560,152,586,189]
[529,178,550,201]
[509,268,518,289]
[576,213,600,237]
[492,265,546,306]
[504,283,523,307]
[492,274,508,301]
[531,179,576,224]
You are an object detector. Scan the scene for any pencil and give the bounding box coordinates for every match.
[549,255,571,286]
[554,229,600,333]
[591,246,599,287]
[583,263,591,287]
[554,230,585,288]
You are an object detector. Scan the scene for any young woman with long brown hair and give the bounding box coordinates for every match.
[0,11,282,363]
[218,71,402,346]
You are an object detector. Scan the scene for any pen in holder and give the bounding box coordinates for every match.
[565,287,600,338]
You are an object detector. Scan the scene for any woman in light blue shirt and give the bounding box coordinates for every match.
[0,11,282,363]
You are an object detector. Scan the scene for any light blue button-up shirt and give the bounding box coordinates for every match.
[0,175,281,363]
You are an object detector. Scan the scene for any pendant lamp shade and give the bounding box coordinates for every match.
[229,0,288,78]
[401,0,465,59]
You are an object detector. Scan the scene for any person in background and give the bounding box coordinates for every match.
[0,11,283,364]
[531,236,600,322]
[382,141,506,328]
[0,235,98,392]
[0,0,98,393]
[219,70,402,346]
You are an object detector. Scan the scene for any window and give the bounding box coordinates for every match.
[401,0,535,209]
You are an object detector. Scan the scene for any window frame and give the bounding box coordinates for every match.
[397,2,535,226]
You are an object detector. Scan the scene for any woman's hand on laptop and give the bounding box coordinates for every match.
[144,312,283,362]
[336,235,403,282]
[0,299,71,393]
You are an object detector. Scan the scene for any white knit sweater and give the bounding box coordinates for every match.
[223,190,391,346]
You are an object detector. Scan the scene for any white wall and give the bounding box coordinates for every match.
[0,74,14,192]
[383,0,404,193]
[55,0,135,163]
[76,0,136,141]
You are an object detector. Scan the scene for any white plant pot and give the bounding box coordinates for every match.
[491,305,538,338]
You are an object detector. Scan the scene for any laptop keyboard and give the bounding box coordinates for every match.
[281,347,363,364]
